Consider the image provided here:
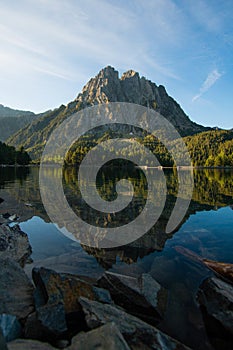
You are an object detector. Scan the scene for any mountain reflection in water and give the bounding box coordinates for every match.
[0,166,233,350]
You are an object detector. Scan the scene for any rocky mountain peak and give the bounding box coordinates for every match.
[121,70,139,80]
[78,65,120,104]
[75,66,198,134]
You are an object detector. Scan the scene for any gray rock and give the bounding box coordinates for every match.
[7,339,56,349]
[97,272,167,325]
[0,314,22,342]
[68,322,130,350]
[24,312,46,342]
[197,276,233,341]
[0,257,34,320]
[0,327,8,350]
[79,297,192,350]
[24,303,67,342]
[37,303,67,335]
[0,224,32,266]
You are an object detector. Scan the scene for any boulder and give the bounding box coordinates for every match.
[79,297,192,350]
[0,257,34,320]
[32,267,112,314]
[0,314,22,342]
[37,303,67,335]
[197,276,233,348]
[24,303,67,342]
[27,267,112,345]
[97,272,167,325]
[68,322,130,350]
[7,339,56,349]
[0,224,32,266]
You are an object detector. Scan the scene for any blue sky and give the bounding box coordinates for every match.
[0,0,232,128]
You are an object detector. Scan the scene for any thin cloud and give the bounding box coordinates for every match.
[0,0,184,83]
[192,69,223,101]
[33,66,73,81]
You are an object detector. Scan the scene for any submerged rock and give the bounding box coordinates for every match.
[97,271,167,325]
[0,314,22,342]
[175,246,233,284]
[79,297,191,350]
[68,322,130,350]
[0,257,34,320]
[197,276,233,349]
[0,224,32,266]
[202,259,233,284]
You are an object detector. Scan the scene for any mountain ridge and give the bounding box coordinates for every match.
[0,104,35,118]
[0,105,50,142]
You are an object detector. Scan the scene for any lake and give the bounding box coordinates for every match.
[0,166,233,350]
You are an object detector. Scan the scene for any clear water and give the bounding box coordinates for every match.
[0,166,233,349]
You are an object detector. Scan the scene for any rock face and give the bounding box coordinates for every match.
[69,322,130,350]
[76,66,206,136]
[0,257,34,320]
[97,272,167,325]
[0,224,32,267]
[79,297,191,350]
[197,276,233,349]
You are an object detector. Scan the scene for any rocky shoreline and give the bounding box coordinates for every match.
[0,198,233,349]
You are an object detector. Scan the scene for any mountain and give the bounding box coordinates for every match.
[75,66,208,135]
[7,66,210,161]
[0,105,48,142]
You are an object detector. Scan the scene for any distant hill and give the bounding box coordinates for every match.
[7,66,210,161]
[0,105,48,141]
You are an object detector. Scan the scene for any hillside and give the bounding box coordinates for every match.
[7,66,209,161]
[0,105,47,141]
[63,127,233,167]
[184,129,233,166]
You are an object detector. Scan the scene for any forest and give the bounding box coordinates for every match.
[64,129,233,168]
[0,142,31,165]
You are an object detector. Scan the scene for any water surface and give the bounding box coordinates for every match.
[0,166,232,349]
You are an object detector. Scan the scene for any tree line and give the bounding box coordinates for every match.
[64,129,233,168]
[0,142,31,165]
